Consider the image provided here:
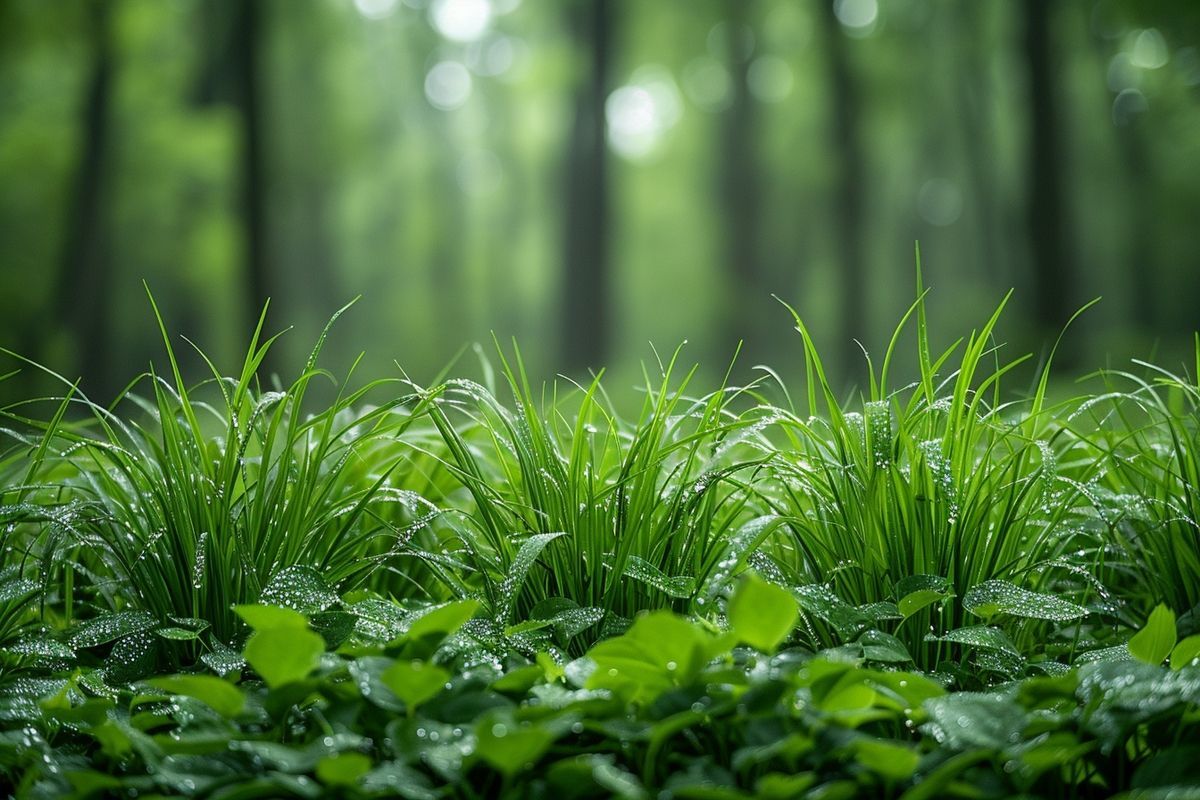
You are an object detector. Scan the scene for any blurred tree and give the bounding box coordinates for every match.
[54,0,115,401]
[561,0,612,371]
[1023,0,1073,336]
[719,0,765,354]
[819,0,866,370]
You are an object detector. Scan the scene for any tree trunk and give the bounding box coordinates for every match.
[561,0,611,372]
[1022,0,1072,335]
[55,0,115,402]
[820,1,867,374]
[232,0,270,342]
[719,0,765,358]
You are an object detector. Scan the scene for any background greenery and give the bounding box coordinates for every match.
[1,0,1199,402]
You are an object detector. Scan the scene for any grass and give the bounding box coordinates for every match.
[1,278,1199,797]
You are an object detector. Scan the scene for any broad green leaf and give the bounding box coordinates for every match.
[69,611,158,649]
[260,565,340,614]
[104,631,156,684]
[405,599,480,643]
[923,691,1027,749]
[316,752,372,786]
[475,712,559,778]
[963,580,1088,622]
[381,660,450,711]
[1170,634,1200,670]
[235,604,310,632]
[926,625,1019,656]
[855,739,920,781]
[619,555,695,599]
[858,630,913,663]
[148,675,244,718]
[237,606,325,688]
[729,572,798,653]
[154,627,201,641]
[1129,604,1176,665]
[587,611,734,703]
[899,590,948,619]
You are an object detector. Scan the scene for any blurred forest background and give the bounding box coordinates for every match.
[1,0,1199,405]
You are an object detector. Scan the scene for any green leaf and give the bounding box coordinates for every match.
[1170,634,1200,670]
[858,630,912,663]
[147,675,245,718]
[926,625,1019,656]
[316,752,372,787]
[963,580,1087,622]
[587,611,734,703]
[69,611,158,649]
[855,739,920,782]
[235,604,311,632]
[237,605,325,688]
[619,555,696,599]
[475,712,558,778]
[1129,604,1177,665]
[400,599,480,657]
[729,573,798,653]
[381,660,450,711]
[260,565,340,614]
[898,590,948,619]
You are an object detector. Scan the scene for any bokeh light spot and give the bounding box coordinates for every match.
[354,0,401,21]
[682,57,732,112]
[425,61,473,110]
[430,0,493,43]
[917,179,962,227]
[748,56,794,103]
[606,67,682,161]
[1130,28,1168,70]
[834,0,878,36]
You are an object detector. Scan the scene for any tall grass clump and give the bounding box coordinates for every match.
[749,273,1106,661]
[420,344,765,641]
[1076,339,1200,618]
[1,296,442,644]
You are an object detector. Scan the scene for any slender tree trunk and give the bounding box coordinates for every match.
[561,0,611,372]
[719,0,765,358]
[956,2,1005,286]
[56,0,115,401]
[1022,0,1072,334]
[819,1,867,373]
[232,0,270,343]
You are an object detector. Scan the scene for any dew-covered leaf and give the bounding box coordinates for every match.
[201,640,246,676]
[792,584,868,638]
[147,675,244,718]
[963,580,1088,622]
[103,631,156,684]
[926,625,1019,656]
[155,627,202,641]
[858,630,913,663]
[495,532,565,622]
[259,565,340,614]
[618,556,695,599]
[69,611,158,649]
[922,691,1027,749]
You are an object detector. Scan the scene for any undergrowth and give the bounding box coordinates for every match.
[1,275,1198,799]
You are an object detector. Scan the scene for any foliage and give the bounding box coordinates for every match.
[3,294,1200,794]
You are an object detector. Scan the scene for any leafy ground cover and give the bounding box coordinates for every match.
[1,286,1199,798]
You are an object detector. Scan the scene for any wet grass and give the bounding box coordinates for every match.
[1,280,1198,797]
